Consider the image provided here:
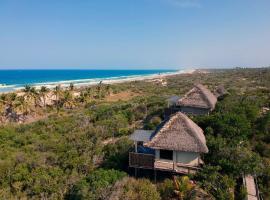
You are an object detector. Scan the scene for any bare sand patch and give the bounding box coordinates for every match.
[105,91,141,102]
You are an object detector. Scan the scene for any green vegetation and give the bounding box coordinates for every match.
[0,68,269,199]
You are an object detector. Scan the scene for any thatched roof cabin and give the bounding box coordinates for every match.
[129,112,208,174]
[145,112,208,153]
[177,84,217,111]
[214,85,228,98]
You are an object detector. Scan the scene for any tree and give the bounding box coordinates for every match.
[66,169,126,200]
[194,165,235,200]
[22,85,32,101]
[22,85,38,109]
[117,177,161,200]
[1,93,17,116]
[0,95,6,122]
[53,85,62,113]
[173,176,195,200]
[97,81,103,99]
[62,90,75,109]
[30,86,39,108]
[14,96,29,115]
[0,95,5,115]
[157,179,175,200]
[39,86,50,108]
[102,137,132,170]
[105,85,111,96]
[69,83,75,91]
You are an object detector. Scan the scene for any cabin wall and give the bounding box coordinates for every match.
[164,107,181,119]
[176,151,200,166]
[155,149,160,160]
[180,106,210,115]
[155,150,200,166]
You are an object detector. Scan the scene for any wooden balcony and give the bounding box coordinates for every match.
[129,152,201,174]
[154,160,200,174]
[129,152,155,169]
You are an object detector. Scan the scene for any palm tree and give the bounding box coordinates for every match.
[3,93,18,121]
[0,94,6,110]
[23,85,32,101]
[69,83,74,91]
[105,85,111,96]
[39,86,50,108]
[15,96,29,115]
[97,81,103,99]
[53,85,62,113]
[62,90,75,109]
[30,87,39,108]
[173,176,195,200]
[6,93,17,111]
[0,95,6,119]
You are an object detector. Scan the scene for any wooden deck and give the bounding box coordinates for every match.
[129,152,200,174]
[155,160,199,174]
[243,175,262,200]
[129,152,155,169]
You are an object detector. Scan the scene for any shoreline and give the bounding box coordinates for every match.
[0,69,196,94]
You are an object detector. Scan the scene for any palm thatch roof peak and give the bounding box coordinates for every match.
[177,84,217,110]
[145,112,208,153]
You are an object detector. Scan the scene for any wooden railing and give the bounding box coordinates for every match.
[129,152,155,169]
[154,160,200,174]
[129,153,201,174]
[154,160,174,170]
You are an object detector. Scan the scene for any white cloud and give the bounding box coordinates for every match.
[164,0,201,8]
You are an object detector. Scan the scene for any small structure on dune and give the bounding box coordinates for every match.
[177,84,217,115]
[214,85,228,99]
[129,112,208,175]
[166,95,181,107]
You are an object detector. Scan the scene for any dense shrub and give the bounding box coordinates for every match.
[157,179,175,200]
[66,169,126,200]
[194,165,235,200]
[114,177,161,200]
[102,137,133,170]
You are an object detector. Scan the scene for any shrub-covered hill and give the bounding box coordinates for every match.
[0,68,269,199]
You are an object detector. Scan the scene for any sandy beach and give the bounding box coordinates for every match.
[0,69,196,94]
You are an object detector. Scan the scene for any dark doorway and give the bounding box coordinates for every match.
[160,150,173,160]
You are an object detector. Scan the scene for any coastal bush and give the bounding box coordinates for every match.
[66,168,126,200]
[157,179,175,200]
[194,165,235,200]
[116,177,161,200]
[0,68,270,199]
[144,116,162,130]
[102,137,133,170]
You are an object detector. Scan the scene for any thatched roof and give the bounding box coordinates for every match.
[145,112,208,153]
[214,85,228,98]
[177,84,217,110]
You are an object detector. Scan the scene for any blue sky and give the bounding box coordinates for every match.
[0,0,270,69]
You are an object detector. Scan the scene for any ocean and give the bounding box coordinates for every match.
[0,69,180,93]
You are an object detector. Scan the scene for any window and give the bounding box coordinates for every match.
[137,141,144,146]
[160,150,173,160]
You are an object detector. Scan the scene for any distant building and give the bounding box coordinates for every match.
[166,95,181,107]
[214,85,228,99]
[129,112,208,175]
[177,84,217,115]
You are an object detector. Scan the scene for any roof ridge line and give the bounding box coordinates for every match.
[195,84,213,108]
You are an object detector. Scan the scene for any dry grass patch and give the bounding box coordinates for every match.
[106,90,141,102]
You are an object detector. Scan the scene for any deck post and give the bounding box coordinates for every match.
[135,167,137,178]
[154,170,157,183]
[135,142,138,153]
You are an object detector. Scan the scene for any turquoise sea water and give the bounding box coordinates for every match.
[0,69,179,93]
